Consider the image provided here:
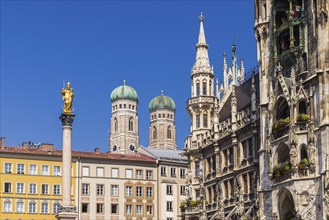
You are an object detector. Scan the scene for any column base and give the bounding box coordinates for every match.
[56,205,78,220]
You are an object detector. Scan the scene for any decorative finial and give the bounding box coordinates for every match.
[199,12,204,22]
[161,90,164,96]
[123,80,126,85]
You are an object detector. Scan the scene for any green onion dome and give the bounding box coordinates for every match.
[149,91,176,112]
[110,80,138,102]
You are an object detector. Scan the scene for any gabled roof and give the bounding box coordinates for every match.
[142,147,188,163]
[219,74,259,122]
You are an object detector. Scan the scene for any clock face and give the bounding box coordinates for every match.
[112,145,117,152]
[129,145,135,152]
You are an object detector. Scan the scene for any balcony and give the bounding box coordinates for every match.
[272,124,290,140]
[272,162,292,184]
[187,96,215,106]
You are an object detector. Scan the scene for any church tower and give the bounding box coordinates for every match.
[148,91,176,150]
[109,80,139,154]
[186,13,215,145]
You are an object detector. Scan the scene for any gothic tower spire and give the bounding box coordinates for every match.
[187,13,215,145]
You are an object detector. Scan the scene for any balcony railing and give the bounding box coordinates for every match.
[272,124,290,140]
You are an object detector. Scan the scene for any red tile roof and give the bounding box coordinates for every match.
[0,146,155,163]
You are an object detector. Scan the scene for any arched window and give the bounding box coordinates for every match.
[167,126,172,139]
[196,81,200,96]
[114,118,118,132]
[153,126,157,140]
[276,97,289,121]
[298,100,307,115]
[300,145,308,160]
[128,117,134,131]
[202,80,207,95]
[277,144,290,164]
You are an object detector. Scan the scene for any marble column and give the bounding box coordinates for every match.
[56,113,78,220]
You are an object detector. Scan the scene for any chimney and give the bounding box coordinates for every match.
[0,137,5,149]
[22,142,27,149]
[41,144,54,151]
[94,148,100,154]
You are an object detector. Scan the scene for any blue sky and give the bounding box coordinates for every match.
[1,0,256,152]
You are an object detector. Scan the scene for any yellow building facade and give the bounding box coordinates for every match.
[0,142,77,220]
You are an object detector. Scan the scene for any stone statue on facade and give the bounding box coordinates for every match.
[61,82,74,114]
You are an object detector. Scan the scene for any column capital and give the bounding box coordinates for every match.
[59,114,75,127]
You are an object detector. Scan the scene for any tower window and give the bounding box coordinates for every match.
[203,114,208,127]
[167,126,172,139]
[196,114,200,128]
[203,82,207,95]
[153,126,157,140]
[129,117,134,131]
[196,82,200,96]
[114,118,118,132]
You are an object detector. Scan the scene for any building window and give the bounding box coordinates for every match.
[248,138,253,158]
[3,200,12,212]
[229,148,234,165]
[16,200,24,213]
[195,161,200,176]
[203,114,208,127]
[126,204,132,214]
[17,163,25,174]
[82,183,89,195]
[146,205,153,215]
[41,202,49,214]
[129,117,134,131]
[81,203,89,213]
[96,184,104,196]
[53,203,60,214]
[53,185,61,195]
[196,114,200,128]
[196,82,200,96]
[114,117,118,132]
[29,164,37,175]
[203,82,207,95]
[166,201,173,212]
[126,169,133,178]
[16,183,25,194]
[126,186,132,196]
[180,169,186,178]
[250,173,255,193]
[111,204,118,214]
[112,168,118,178]
[82,166,89,176]
[180,185,186,195]
[4,163,12,173]
[54,166,61,176]
[28,201,37,213]
[111,185,119,197]
[166,185,173,195]
[136,186,142,197]
[29,183,37,194]
[146,170,152,180]
[243,174,248,194]
[42,165,49,175]
[153,126,157,140]
[167,126,172,139]
[4,182,12,193]
[167,218,173,220]
[161,166,167,176]
[136,169,143,179]
[146,187,152,197]
[170,167,176,177]
[97,167,104,177]
[41,184,49,195]
[96,203,104,214]
[136,205,142,215]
